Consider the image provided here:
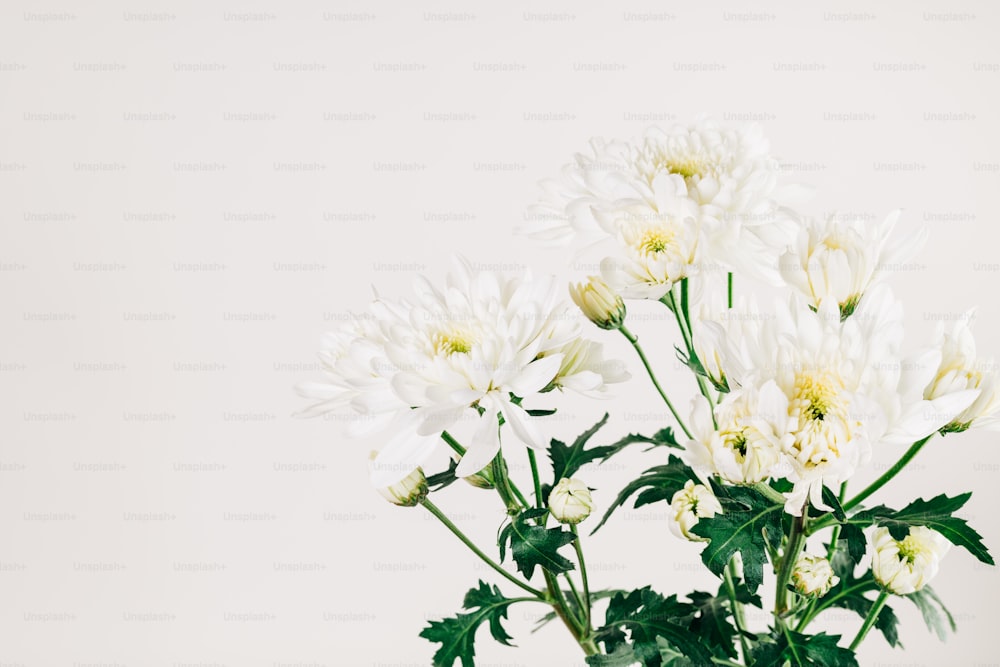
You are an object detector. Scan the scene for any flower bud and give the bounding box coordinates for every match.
[792,554,839,597]
[455,454,495,490]
[548,477,594,524]
[370,453,428,507]
[871,526,950,595]
[669,480,722,541]
[923,313,1000,433]
[569,276,626,330]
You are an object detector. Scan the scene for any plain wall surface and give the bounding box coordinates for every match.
[2,1,999,665]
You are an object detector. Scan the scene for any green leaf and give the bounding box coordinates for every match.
[548,414,680,493]
[419,581,522,667]
[853,493,993,565]
[783,631,858,667]
[655,637,698,667]
[906,585,956,641]
[498,508,576,579]
[586,644,641,667]
[690,485,783,593]
[425,457,460,491]
[754,630,858,667]
[687,588,740,659]
[812,486,846,522]
[590,456,698,534]
[836,523,867,566]
[596,587,712,666]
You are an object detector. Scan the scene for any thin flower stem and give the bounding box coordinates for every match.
[619,325,693,439]
[491,452,524,514]
[527,449,543,508]
[544,570,588,644]
[563,573,587,625]
[440,430,466,456]
[752,482,787,506]
[775,503,809,618]
[727,272,734,309]
[668,285,717,421]
[724,559,752,665]
[421,498,545,598]
[571,525,592,632]
[842,434,934,513]
[849,590,889,651]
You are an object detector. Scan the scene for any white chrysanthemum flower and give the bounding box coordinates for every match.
[792,554,839,597]
[598,184,704,300]
[524,119,807,291]
[669,480,723,541]
[872,526,951,595]
[730,287,977,515]
[548,477,594,524]
[569,276,626,330]
[683,388,791,485]
[299,258,629,486]
[778,210,926,317]
[923,311,1000,432]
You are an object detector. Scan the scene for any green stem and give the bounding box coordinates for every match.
[752,482,787,506]
[727,272,734,309]
[849,590,889,651]
[775,503,808,618]
[563,573,586,625]
[421,498,545,598]
[543,570,588,642]
[491,453,523,514]
[668,285,716,420]
[527,449,543,508]
[795,581,874,632]
[843,434,933,513]
[724,558,752,665]
[619,325,693,439]
[441,430,465,456]
[571,525,592,632]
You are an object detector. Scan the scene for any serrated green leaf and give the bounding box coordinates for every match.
[419,581,523,667]
[687,588,740,659]
[549,415,680,501]
[757,630,858,667]
[590,456,698,534]
[655,636,697,667]
[783,631,858,667]
[852,493,993,565]
[596,587,712,666]
[498,508,576,579]
[586,643,641,666]
[425,457,460,492]
[836,523,867,566]
[690,485,783,593]
[906,585,956,641]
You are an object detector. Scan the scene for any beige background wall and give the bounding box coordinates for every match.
[2,1,999,665]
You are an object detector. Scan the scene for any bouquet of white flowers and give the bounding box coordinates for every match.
[298,118,997,666]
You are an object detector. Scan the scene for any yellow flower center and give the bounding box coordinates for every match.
[433,329,476,356]
[897,536,921,564]
[639,228,675,255]
[656,154,709,180]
